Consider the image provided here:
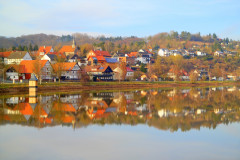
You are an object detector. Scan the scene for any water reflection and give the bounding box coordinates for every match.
[1,86,240,132]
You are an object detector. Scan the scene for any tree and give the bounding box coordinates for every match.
[18,45,23,51]
[140,63,147,73]
[29,43,33,51]
[23,46,28,51]
[189,71,198,83]
[33,44,38,51]
[33,59,42,84]
[12,46,16,51]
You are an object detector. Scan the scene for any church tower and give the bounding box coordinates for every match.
[72,38,76,49]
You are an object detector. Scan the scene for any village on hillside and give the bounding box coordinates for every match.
[1,35,240,83]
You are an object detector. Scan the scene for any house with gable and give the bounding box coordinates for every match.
[0,51,12,64]
[87,50,111,59]
[52,62,81,80]
[85,65,114,81]
[59,39,78,56]
[38,46,54,56]
[41,53,57,63]
[5,65,26,80]
[214,51,224,56]
[158,48,170,57]
[20,60,52,80]
[125,67,134,80]
[7,51,32,64]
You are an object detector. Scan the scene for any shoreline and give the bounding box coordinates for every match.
[0,81,239,95]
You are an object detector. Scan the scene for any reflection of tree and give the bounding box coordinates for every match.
[1,87,240,132]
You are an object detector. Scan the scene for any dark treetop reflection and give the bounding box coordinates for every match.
[1,86,240,132]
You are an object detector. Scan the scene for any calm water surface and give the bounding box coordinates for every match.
[0,87,240,160]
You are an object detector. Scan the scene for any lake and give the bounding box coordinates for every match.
[0,87,240,160]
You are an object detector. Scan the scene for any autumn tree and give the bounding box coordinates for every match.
[189,71,198,83]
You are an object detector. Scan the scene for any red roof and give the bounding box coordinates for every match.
[96,56,106,61]
[0,51,12,58]
[89,50,111,57]
[20,60,48,73]
[126,67,133,72]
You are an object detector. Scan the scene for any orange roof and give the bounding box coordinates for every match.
[38,46,53,53]
[40,117,52,124]
[128,111,137,116]
[128,52,138,57]
[59,45,75,53]
[7,64,26,73]
[62,115,75,123]
[0,51,12,58]
[18,103,33,115]
[53,103,76,112]
[20,60,48,73]
[52,62,78,72]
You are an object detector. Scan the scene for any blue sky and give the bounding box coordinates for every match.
[0,0,240,40]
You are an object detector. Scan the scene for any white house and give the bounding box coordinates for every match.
[158,48,170,57]
[136,54,150,64]
[214,51,224,56]
[7,51,32,64]
[125,67,134,80]
[41,53,57,63]
[196,51,207,56]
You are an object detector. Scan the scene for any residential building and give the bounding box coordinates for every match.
[214,51,224,56]
[85,65,114,81]
[87,50,111,59]
[38,46,54,56]
[59,39,77,56]
[158,48,170,57]
[196,51,207,56]
[20,60,52,80]
[52,62,81,80]
[0,51,12,64]
[125,67,134,80]
[7,51,32,64]
[5,65,25,80]
[41,53,57,63]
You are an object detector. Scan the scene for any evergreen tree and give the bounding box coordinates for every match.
[18,45,23,51]
[24,46,28,51]
[34,44,38,51]
[29,43,33,51]
[12,46,16,51]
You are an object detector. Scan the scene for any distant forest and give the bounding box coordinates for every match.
[0,31,239,55]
